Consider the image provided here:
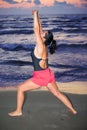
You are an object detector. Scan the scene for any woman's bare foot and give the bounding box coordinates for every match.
[69,108,77,115]
[8,110,22,117]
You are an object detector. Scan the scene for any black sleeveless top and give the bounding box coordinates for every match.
[31,50,48,71]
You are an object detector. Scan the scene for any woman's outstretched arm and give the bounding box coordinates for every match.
[32,10,42,34]
[32,10,44,49]
[38,13,43,34]
[32,10,39,32]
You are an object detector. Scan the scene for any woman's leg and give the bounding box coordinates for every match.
[8,79,40,116]
[46,82,77,114]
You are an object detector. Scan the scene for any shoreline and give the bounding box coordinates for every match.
[0,81,87,95]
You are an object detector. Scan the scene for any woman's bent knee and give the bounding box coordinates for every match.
[17,84,24,92]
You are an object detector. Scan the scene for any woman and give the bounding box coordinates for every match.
[8,10,77,116]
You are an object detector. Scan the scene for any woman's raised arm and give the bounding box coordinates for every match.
[32,10,44,48]
[32,10,42,34]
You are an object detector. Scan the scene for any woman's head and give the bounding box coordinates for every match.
[43,31,57,54]
[44,31,53,46]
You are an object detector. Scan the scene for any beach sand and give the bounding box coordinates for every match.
[0,81,87,94]
[0,81,87,130]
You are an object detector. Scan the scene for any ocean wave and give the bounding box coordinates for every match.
[0,60,33,66]
[58,43,87,48]
[55,68,87,82]
[66,28,87,33]
[0,14,87,35]
[0,29,33,35]
[0,43,35,51]
[0,27,87,35]
[0,43,87,51]
[0,61,87,83]
[0,73,31,82]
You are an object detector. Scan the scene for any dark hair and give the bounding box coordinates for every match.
[44,31,57,54]
[49,40,57,54]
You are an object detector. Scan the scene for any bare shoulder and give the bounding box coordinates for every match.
[34,45,48,58]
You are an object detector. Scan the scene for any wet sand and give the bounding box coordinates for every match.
[0,81,87,130]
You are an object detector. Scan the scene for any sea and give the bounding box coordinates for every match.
[0,14,87,87]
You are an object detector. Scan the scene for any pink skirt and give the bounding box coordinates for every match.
[31,68,55,86]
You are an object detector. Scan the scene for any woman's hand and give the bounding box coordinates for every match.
[32,10,38,15]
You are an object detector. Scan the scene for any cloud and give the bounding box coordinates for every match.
[0,0,87,8]
[56,0,87,7]
[40,0,54,6]
[13,0,28,3]
[0,0,35,8]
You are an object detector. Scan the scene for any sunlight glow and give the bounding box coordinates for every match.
[40,0,54,6]
[0,0,86,8]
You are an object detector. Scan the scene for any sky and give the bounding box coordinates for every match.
[0,0,87,15]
